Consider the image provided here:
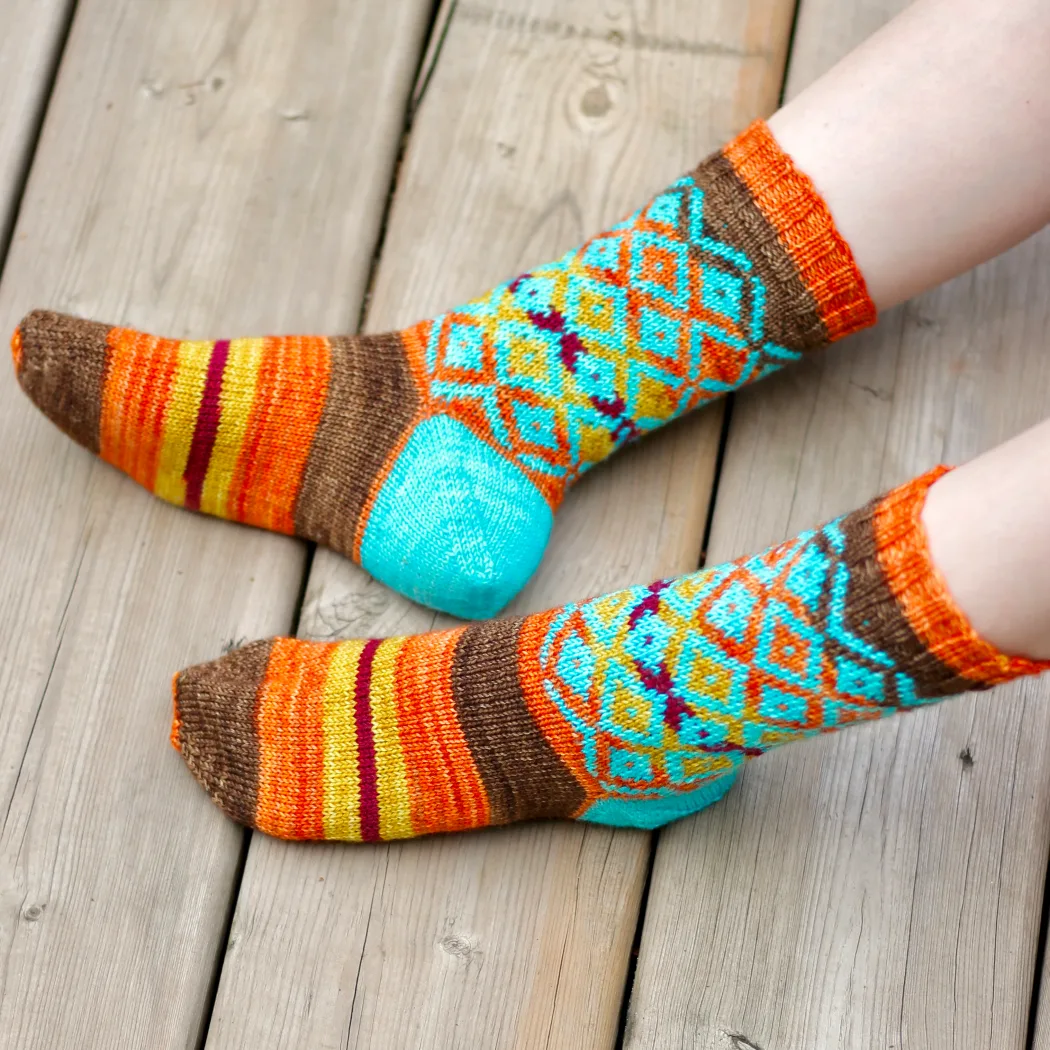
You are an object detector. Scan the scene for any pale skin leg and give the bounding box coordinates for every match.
[921,420,1050,661]
[768,0,1050,311]
[762,0,1050,659]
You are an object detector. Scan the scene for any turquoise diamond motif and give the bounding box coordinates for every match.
[638,306,681,359]
[677,713,728,747]
[573,351,618,402]
[512,400,560,451]
[758,684,810,724]
[835,658,886,702]
[444,321,485,372]
[783,543,830,614]
[701,264,744,324]
[582,236,622,273]
[609,748,654,784]
[645,190,682,229]
[624,609,675,670]
[510,274,556,314]
[704,578,758,644]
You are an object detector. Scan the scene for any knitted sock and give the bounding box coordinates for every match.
[172,467,1046,841]
[12,121,874,619]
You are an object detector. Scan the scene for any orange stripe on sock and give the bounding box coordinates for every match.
[873,466,1050,687]
[10,326,23,374]
[723,120,876,342]
[394,627,490,836]
[397,318,433,393]
[99,328,180,490]
[517,607,598,812]
[228,336,331,534]
[255,637,336,840]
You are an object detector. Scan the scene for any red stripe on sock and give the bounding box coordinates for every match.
[354,638,382,842]
[183,339,231,511]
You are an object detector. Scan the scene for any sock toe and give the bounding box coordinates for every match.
[12,309,112,453]
[172,640,273,828]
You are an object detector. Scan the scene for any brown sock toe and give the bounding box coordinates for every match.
[172,639,274,828]
[13,309,112,452]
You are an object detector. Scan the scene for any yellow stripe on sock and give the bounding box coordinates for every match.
[199,338,264,519]
[153,340,213,506]
[369,637,413,840]
[321,640,365,841]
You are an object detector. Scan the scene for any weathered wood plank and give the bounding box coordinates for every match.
[625,3,1050,1048]
[0,0,74,247]
[202,1,799,1048]
[0,2,434,1046]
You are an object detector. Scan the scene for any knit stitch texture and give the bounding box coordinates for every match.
[172,467,1045,841]
[12,121,874,618]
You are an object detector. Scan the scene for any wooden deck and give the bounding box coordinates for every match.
[3,1,1050,1046]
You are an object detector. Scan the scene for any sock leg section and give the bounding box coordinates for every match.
[173,467,1047,842]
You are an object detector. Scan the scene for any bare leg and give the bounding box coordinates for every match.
[769,0,1050,310]
[924,419,1050,661]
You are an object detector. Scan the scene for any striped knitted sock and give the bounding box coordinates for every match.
[12,121,874,620]
[172,467,1046,841]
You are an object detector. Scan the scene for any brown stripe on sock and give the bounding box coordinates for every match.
[691,153,828,354]
[294,332,420,557]
[14,310,112,453]
[834,498,983,699]
[451,617,586,825]
[173,638,273,827]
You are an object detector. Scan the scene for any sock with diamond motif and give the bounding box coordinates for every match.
[171,466,1045,841]
[12,120,874,619]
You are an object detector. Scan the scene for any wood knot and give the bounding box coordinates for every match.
[440,934,474,958]
[580,84,612,118]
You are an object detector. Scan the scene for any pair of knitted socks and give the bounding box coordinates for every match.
[14,121,1044,841]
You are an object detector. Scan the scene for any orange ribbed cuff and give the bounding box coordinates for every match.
[724,120,876,342]
[872,466,1050,687]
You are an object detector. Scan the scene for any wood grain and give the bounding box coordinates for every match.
[0,0,73,247]
[625,2,1050,1048]
[0,1,433,1046]
[202,1,798,1047]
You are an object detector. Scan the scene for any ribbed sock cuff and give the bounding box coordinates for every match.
[873,465,1050,686]
[723,120,876,342]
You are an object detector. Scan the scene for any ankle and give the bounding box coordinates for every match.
[922,442,1050,661]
